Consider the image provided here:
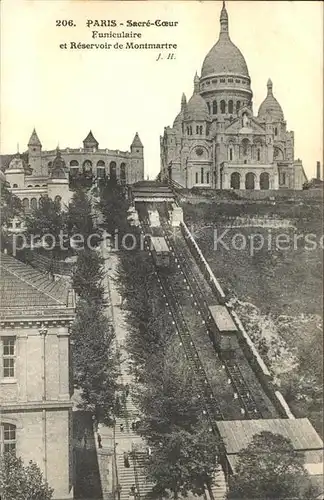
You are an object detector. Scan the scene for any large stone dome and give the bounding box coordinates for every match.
[258,79,284,121]
[201,2,249,78]
[202,38,249,78]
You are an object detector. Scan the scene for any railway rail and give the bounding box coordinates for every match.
[157,212,263,420]
[139,219,223,432]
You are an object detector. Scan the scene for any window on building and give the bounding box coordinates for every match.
[220,100,226,114]
[235,79,241,83]
[206,172,210,184]
[275,127,278,136]
[212,100,217,114]
[220,78,225,83]
[282,172,286,185]
[207,102,211,114]
[236,101,241,113]
[201,167,204,184]
[30,198,37,210]
[1,423,16,455]
[229,148,233,161]
[12,184,18,188]
[199,126,203,135]
[2,337,15,378]
[120,163,126,183]
[228,100,234,114]
[196,125,199,134]
[257,149,261,161]
[228,78,233,83]
[195,172,199,184]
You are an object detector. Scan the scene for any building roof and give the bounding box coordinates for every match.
[258,79,284,121]
[209,305,237,332]
[131,132,143,148]
[217,418,324,456]
[0,253,73,316]
[151,236,169,252]
[83,130,99,146]
[28,128,42,147]
[201,3,249,78]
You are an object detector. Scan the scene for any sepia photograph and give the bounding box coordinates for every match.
[0,1,323,499]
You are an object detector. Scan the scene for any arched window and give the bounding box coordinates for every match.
[220,100,226,114]
[70,160,79,167]
[257,149,261,161]
[212,100,217,114]
[1,423,16,454]
[228,146,233,161]
[241,139,250,157]
[195,172,199,184]
[34,185,40,188]
[120,163,126,183]
[22,198,29,210]
[48,162,52,168]
[260,172,270,190]
[109,161,117,181]
[96,160,105,179]
[196,125,199,134]
[228,100,234,114]
[206,172,210,184]
[12,184,18,188]
[236,101,241,113]
[30,198,37,210]
[83,160,92,172]
[189,126,192,135]
[231,172,240,189]
[245,172,255,190]
[274,127,278,136]
[201,167,204,184]
[27,185,33,188]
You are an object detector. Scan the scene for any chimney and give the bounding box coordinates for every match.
[316,161,321,180]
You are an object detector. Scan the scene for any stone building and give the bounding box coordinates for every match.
[2,129,144,210]
[160,2,307,190]
[0,253,75,499]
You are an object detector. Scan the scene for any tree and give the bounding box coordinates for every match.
[66,188,98,244]
[147,426,219,499]
[0,181,22,252]
[227,431,319,500]
[71,299,119,424]
[98,179,129,236]
[72,249,105,305]
[0,452,53,500]
[24,195,66,257]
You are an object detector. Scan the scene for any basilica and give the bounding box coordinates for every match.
[160,2,307,191]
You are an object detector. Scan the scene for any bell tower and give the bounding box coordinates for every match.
[28,128,43,177]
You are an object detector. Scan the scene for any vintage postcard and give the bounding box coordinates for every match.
[0,1,323,499]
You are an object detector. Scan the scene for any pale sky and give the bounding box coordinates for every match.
[0,1,323,179]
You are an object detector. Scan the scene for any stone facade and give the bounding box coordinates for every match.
[0,254,75,499]
[3,129,144,210]
[160,2,307,191]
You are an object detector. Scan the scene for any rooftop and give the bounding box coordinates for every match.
[0,253,74,318]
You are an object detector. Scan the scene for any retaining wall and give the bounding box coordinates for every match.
[181,221,295,420]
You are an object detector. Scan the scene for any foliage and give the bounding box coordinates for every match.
[71,299,119,424]
[72,249,105,305]
[0,181,23,251]
[66,188,98,244]
[147,426,219,499]
[98,179,129,236]
[0,181,22,226]
[24,195,66,257]
[0,452,54,500]
[227,431,319,500]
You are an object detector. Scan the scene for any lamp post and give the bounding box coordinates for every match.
[39,323,48,479]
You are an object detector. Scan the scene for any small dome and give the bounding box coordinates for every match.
[258,79,284,121]
[185,93,210,121]
[201,3,249,78]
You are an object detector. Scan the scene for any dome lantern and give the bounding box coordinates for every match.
[220,1,229,36]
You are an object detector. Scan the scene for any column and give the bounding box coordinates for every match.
[58,328,70,400]
[240,174,245,190]
[255,174,260,190]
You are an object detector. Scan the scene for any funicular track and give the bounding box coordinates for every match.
[139,218,223,432]
[157,210,263,420]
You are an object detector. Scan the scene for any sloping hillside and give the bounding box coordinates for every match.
[183,197,323,435]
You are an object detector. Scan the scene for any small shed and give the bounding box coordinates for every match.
[217,418,324,477]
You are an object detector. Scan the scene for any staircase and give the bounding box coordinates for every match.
[133,451,154,499]
[210,465,227,500]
